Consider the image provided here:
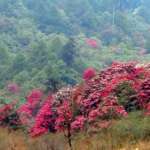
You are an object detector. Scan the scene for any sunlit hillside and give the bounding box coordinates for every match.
[1,0,150,150]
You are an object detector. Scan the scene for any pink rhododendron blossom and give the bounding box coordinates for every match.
[4,61,150,141]
[55,101,72,131]
[86,39,98,48]
[30,96,55,137]
[71,116,86,130]
[83,67,96,81]
[17,89,43,127]
[88,109,102,121]
[115,106,128,117]
[0,100,21,128]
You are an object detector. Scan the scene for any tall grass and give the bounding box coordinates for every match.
[0,112,150,150]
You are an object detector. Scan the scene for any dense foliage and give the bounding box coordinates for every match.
[1,62,150,149]
[1,1,150,149]
[0,0,150,92]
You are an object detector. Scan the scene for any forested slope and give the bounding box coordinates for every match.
[0,0,150,92]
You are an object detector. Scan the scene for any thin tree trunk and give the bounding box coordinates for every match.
[67,127,73,150]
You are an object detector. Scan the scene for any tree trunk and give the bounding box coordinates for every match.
[67,126,73,150]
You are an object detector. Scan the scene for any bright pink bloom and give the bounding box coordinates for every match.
[86,39,98,48]
[30,96,55,137]
[17,89,44,127]
[88,109,102,121]
[55,101,72,131]
[83,67,96,81]
[71,116,86,131]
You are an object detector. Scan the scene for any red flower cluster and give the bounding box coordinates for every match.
[0,104,13,122]
[55,101,72,131]
[2,62,150,141]
[17,89,43,127]
[30,96,55,137]
[0,100,21,129]
[29,62,150,137]
[71,116,86,131]
[83,67,96,81]
[138,79,150,114]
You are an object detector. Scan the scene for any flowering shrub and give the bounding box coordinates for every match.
[138,79,150,114]
[55,101,72,131]
[71,116,86,131]
[30,96,55,137]
[74,62,150,128]
[17,89,43,128]
[0,100,21,129]
[29,62,150,138]
[82,67,96,81]
[2,62,150,150]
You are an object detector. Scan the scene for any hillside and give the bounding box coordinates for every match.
[1,62,150,150]
[1,1,150,149]
[0,0,150,93]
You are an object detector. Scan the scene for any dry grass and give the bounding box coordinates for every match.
[73,132,150,150]
[0,126,150,150]
[0,128,67,150]
[0,128,27,150]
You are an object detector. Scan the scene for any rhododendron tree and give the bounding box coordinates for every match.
[17,89,43,128]
[30,96,55,137]
[74,62,150,128]
[4,61,150,150]
[18,62,150,131]
[55,101,73,149]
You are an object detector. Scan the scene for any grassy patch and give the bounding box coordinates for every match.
[0,112,150,150]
